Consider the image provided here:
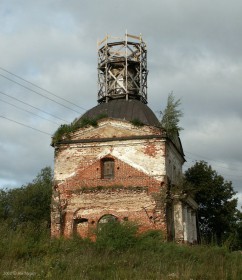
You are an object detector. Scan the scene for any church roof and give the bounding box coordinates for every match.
[77,99,161,127]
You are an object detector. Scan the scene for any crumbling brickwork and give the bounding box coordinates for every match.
[51,33,199,243]
[51,118,196,241]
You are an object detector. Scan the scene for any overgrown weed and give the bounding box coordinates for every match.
[0,221,241,279]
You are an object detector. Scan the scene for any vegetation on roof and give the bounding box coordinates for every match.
[130,118,144,127]
[51,113,107,145]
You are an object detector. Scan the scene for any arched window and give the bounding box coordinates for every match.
[98,214,118,224]
[97,214,118,232]
[101,158,114,179]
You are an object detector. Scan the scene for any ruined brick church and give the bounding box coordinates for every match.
[51,33,198,243]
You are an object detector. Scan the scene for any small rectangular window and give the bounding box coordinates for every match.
[102,159,114,179]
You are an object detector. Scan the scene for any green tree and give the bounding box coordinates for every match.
[0,166,53,228]
[160,91,183,136]
[234,211,242,249]
[184,161,239,244]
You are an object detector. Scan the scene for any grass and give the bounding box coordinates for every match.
[0,222,241,280]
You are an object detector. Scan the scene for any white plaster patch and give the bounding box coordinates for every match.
[66,171,76,179]
[111,143,165,176]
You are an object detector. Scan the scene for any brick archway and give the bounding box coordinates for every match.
[98,214,118,224]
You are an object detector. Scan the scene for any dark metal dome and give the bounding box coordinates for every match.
[77,99,160,127]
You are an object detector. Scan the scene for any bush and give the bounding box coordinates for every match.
[137,229,165,251]
[0,221,49,259]
[96,221,138,251]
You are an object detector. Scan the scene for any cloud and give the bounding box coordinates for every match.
[0,0,241,209]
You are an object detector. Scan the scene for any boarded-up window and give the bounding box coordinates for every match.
[102,158,114,179]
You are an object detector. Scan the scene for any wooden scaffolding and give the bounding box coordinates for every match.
[97,33,148,104]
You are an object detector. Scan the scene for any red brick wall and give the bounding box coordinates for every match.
[52,121,169,239]
[59,188,167,238]
[59,155,161,193]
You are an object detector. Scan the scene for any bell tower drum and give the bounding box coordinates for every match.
[97,33,148,104]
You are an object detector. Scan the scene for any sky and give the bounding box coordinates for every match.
[0,0,241,208]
